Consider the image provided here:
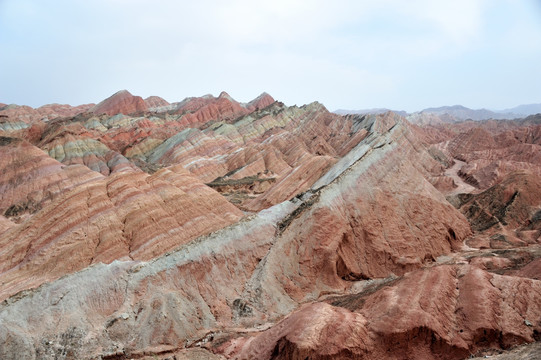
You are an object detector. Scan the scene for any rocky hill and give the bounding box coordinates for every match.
[0,92,540,359]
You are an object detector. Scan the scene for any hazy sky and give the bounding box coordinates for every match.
[1,0,540,112]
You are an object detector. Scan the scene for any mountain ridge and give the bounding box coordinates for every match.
[335,102,541,121]
[0,91,540,359]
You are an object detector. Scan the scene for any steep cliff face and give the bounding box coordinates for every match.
[240,114,470,314]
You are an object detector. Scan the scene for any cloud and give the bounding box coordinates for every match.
[405,0,486,44]
[0,0,539,111]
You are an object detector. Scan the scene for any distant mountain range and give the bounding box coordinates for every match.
[335,103,541,121]
[498,103,541,115]
[334,108,408,117]
[418,105,517,121]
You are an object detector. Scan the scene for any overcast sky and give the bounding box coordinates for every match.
[1,0,540,112]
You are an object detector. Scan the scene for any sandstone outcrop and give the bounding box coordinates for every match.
[38,120,137,175]
[0,104,46,125]
[1,93,540,359]
[232,262,541,360]
[122,101,370,211]
[455,171,541,249]
[245,92,275,111]
[172,91,251,126]
[36,103,95,120]
[0,136,104,218]
[0,216,15,235]
[239,113,470,312]
[0,160,242,301]
[471,341,541,359]
[144,95,170,109]
[423,120,541,193]
[91,90,148,116]
[0,103,94,126]
[0,109,481,359]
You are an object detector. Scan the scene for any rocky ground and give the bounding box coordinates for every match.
[0,91,540,359]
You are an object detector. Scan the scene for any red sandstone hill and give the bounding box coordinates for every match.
[0,94,540,360]
[0,136,243,300]
[246,92,275,110]
[144,95,170,109]
[90,89,148,116]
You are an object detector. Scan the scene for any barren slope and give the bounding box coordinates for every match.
[1,95,540,360]
[0,112,478,359]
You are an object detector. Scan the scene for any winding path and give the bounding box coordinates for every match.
[444,158,477,195]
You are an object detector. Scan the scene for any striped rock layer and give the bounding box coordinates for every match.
[0,93,540,360]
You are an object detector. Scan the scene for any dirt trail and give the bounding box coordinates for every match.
[444,158,477,195]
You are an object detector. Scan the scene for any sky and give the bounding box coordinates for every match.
[1,0,540,112]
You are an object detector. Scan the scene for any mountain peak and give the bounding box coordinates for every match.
[218,91,233,100]
[247,92,275,110]
[90,89,147,116]
[113,89,132,96]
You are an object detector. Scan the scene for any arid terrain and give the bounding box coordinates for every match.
[0,91,540,359]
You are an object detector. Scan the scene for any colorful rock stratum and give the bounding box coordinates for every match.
[0,91,540,360]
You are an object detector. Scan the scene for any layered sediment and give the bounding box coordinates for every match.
[0,92,540,359]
